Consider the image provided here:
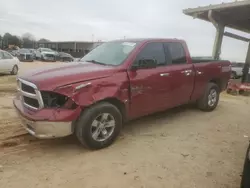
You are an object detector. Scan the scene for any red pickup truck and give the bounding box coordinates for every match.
[14,38,231,149]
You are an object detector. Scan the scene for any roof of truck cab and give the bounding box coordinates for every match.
[111,38,185,43]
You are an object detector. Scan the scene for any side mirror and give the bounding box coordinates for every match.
[131,59,157,70]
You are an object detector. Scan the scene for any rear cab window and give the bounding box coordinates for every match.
[163,42,187,65]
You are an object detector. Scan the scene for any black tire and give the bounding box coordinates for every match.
[240,143,250,188]
[231,71,237,79]
[197,83,220,112]
[75,102,122,150]
[11,65,18,75]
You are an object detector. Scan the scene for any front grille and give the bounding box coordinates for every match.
[19,54,32,60]
[23,96,39,108]
[17,78,44,110]
[45,54,54,58]
[21,83,35,94]
[26,54,31,59]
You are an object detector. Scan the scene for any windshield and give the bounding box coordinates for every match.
[80,41,138,65]
[19,49,30,53]
[41,48,53,52]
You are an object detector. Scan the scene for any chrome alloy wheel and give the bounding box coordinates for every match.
[208,89,217,107]
[91,113,115,142]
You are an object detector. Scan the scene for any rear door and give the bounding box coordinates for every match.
[162,42,195,107]
[127,42,173,118]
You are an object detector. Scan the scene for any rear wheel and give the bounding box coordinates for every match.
[75,102,122,150]
[11,65,18,75]
[197,83,220,112]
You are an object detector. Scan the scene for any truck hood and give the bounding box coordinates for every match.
[19,62,116,90]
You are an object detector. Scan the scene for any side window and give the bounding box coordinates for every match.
[0,52,4,60]
[164,42,186,64]
[3,52,13,59]
[134,42,166,67]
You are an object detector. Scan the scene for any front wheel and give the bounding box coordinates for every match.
[75,102,122,150]
[11,65,18,75]
[197,83,220,112]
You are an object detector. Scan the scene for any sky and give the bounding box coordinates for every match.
[0,0,249,61]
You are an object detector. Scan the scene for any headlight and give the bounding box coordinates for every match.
[40,91,77,109]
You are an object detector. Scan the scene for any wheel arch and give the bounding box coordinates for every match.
[209,78,222,92]
[82,97,127,123]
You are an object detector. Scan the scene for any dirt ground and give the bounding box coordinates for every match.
[0,61,250,188]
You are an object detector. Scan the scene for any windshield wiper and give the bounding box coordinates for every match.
[85,60,107,65]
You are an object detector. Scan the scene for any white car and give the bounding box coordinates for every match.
[35,48,57,61]
[0,50,20,75]
[231,62,244,79]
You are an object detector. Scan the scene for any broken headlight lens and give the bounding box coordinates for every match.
[41,91,77,109]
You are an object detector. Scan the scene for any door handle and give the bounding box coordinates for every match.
[181,69,193,76]
[197,71,203,75]
[160,73,170,77]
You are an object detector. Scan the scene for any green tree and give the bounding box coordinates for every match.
[2,33,22,48]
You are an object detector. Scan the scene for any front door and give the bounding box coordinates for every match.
[127,42,173,118]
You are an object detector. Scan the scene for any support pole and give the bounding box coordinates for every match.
[242,42,250,83]
[208,10,224,60]
[212,25,224,60]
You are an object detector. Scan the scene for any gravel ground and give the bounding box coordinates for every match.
[0,61,249,188]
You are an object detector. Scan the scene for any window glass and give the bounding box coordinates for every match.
[80,41,138,66]
[164,42,186,64]
[3,52,13,59]
[134,42,166,66]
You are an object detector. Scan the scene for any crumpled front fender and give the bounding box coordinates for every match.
[53,73,129,108]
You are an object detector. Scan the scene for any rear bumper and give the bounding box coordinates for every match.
[13,97,81,139]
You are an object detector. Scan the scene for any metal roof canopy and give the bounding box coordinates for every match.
[183,1,250,33]
[183,1,250,83]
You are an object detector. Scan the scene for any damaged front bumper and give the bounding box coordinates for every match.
[13,97,81,139]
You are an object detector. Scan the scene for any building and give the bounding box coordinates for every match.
[36,41,103,57]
